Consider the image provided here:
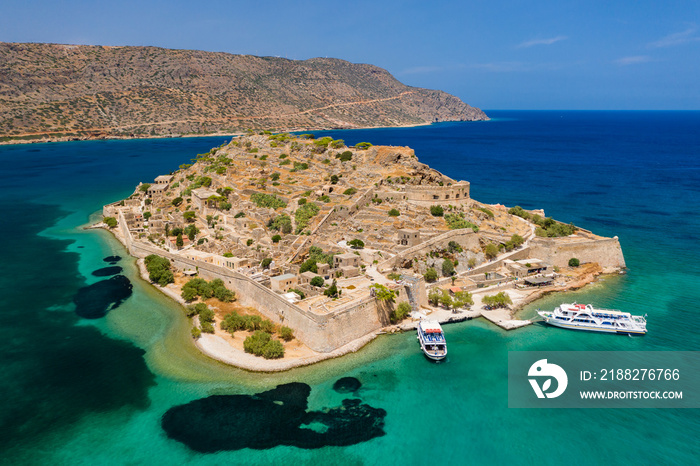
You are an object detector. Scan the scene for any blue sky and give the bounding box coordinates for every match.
[2,0,700,110]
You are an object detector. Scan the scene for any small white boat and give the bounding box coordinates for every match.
[538,303,647,335]
[417,320,447,361]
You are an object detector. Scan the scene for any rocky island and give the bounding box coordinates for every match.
[102,132,625,371]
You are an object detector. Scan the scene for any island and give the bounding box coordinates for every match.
[102,132,625,371]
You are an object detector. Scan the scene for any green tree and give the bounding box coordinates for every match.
[172,197,183,207]
[442,259,455,277]
[371,283,396,304]
[568,258,580,267]
[299,258,318,274]
[428,288,442,306]
[272,234,282,243]
[176,233,184,249]
[482,291,513,309]
[144,254,174,286]
[261,258,272,269]
[392,302,411,323]
[103,216,117,228]
[324,279,339,298]
[388,208,400,217]
[279,326,295,341]
[183,211,196,222]
[262,339,285,359]
[348,239,365,249]
[430,205,444,217]
[485,243,499,260]
[143,211,152,221]
[243,331,271,355]
[191,327,201,339]
[424,267,438,282]
[453,291,473,309]
[310,276,325,287]
[439,290,453,309]
[511,234,525,247]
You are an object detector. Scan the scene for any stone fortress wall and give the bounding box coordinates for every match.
[377,182,471,206]
[115,210,382,353]
[528,236,626,269]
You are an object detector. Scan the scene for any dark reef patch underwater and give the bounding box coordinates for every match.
[91,266,123,277]
[73,274,133,319]
[333,377,362,394]
[161,382,386,452]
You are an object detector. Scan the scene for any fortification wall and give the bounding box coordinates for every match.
[379,229,480,271]
[405,182,470,206]
[119,210,381,352]
[528,237,626,269]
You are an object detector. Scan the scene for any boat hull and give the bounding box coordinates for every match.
[543,318,646,335]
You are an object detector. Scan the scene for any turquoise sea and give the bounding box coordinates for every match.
[1,111,698,465]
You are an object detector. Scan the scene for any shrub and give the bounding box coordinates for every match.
[355,142,372,150]
[289,288,306,299]
[191,327,201,339]
[295,202,320,232]
[103,216,118,228]
[299,259,318,274]
[444,212,478,231]
[319,195,331,203]
[424,268,438,282]
[243,331,271,355]
[272,234,281,243]
[144,254,174,286]
[447,241,463,253]
[388,208,400,217]
[477,207,494,218]
[279,326,295,341]
[430,205,444,217]
[388,272,402,281]
[298,198,307,205]
[508,205,531,220]
[343,188,357,196]
[172,197,183,207]
[140,183,151,192]
[250,192,286,209]
[262,339,285,359]
[568,258,580,267]
[337,151,353,162]
[511,234,525,247]
[348,239,365,249]
[267,214,292,233]
[261,258,272,269]
[246,239,254,246]
[260,319,276,334]
[310,276,325,287]
[442,259,455,276]
[183,211,196,222]
[392,302,411,323]
[485,243,499,260]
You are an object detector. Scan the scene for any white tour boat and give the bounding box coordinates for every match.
[538,303,647,335]
[417,320,447,361]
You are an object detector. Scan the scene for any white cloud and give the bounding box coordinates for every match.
[517,36,568,49]
[614,55,652,66]
[649,26,700,48]
[471,62,528,72]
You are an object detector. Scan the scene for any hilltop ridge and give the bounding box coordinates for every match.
[0,42,487,142]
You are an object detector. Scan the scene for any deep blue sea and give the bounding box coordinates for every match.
[1,111,698,465]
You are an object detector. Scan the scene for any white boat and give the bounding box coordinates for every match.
[417,320,447,361]
[538,303,647,335]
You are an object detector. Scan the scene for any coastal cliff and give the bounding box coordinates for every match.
[0,42,487,143]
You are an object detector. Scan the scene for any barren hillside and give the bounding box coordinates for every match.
[0,43,488,142]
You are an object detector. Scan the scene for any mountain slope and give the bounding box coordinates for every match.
[0,43,487,141]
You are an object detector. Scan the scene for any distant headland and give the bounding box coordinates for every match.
[99,133,625,371]
[0,42,487,144]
